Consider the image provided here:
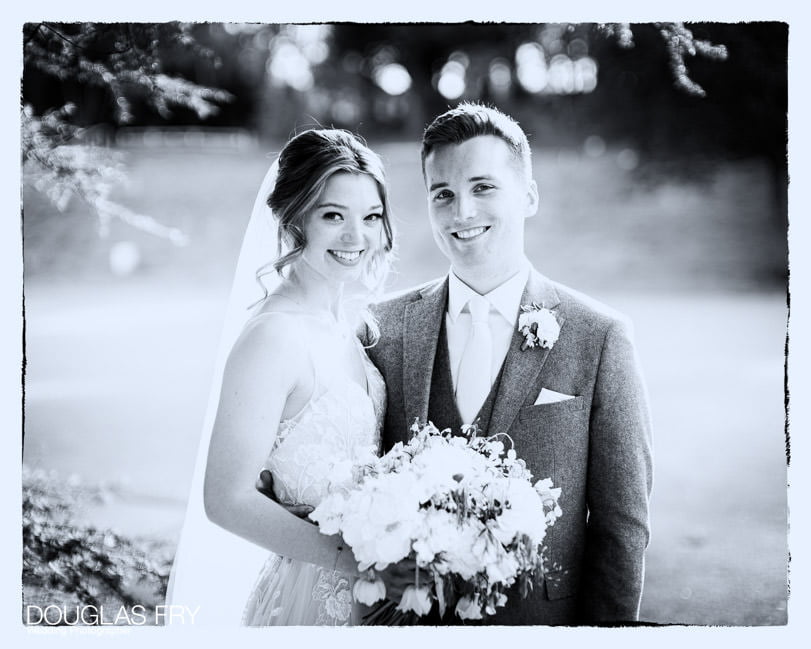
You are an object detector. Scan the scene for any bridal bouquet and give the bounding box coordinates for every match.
[310,421,562,623]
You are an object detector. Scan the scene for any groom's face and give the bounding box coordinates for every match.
[424,135,538,280]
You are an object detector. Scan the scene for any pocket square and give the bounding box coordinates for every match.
[534,388,576,405]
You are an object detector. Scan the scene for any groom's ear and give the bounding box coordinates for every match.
[525,179,539,219]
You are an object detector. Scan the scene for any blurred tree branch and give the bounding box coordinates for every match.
[22,22,234,244]
[599,22,728,97]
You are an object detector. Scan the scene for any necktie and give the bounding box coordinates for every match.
[455,294,493,426]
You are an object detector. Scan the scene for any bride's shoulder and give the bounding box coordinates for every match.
[231,308,309,359]
[222,312,310,392]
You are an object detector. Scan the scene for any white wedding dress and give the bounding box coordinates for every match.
[167,159,385,626]
[240,312,386,626]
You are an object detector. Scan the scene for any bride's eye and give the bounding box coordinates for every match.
[323,212,343,222]
[364,213,383,222]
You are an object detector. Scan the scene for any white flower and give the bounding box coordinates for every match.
[484,591,508,616]
[311,492,348,536]
[397,585,433,616]
[486,478,549,546]
[410,442,488,495]
[455,595,483,620]
[411,509,453,565]
[534,478,563,524]
[518,303,561,351]
[313,471,423,571]
[493,591,507,608]
[413,509,484,578]
[352,575,386,605]
[442,519,488,580]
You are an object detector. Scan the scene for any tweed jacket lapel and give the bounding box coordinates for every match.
[489,270,565,436]
[402,278,448,430]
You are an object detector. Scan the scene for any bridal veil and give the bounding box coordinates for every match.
[165,159,282,625]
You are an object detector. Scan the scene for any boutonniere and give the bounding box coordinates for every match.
[518,302,561,351]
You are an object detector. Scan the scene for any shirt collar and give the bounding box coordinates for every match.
[447,261,531,324]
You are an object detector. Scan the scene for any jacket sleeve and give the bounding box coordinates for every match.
[579,317,654,623]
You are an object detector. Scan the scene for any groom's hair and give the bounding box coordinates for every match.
[420,103,533,179]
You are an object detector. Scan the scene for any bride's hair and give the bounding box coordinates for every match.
[257,128,395,296]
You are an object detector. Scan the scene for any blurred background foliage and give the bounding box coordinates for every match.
[22,467,172,624]
[22,22,787,241]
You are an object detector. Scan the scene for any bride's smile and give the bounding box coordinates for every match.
[328,249,363,263]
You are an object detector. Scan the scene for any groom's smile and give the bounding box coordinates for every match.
[452,225,490,240]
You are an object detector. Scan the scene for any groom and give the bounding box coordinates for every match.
[365,103,653,625]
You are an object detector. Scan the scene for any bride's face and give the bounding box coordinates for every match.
[299,172,386,283]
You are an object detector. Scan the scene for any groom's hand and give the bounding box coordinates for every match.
[255,469,315,520]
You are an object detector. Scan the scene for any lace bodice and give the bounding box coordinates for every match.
[263,326,385,508]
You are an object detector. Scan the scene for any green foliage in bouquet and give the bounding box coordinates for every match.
[22,468,173,624]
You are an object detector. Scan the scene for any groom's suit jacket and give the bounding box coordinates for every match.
[366,269,653,625]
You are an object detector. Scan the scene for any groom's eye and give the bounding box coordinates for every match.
[433,190,453,201]
[473,183,495,193]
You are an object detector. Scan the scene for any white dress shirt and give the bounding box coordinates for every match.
[446,262,530,395]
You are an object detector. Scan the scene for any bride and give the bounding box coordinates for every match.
[166,129,394,625]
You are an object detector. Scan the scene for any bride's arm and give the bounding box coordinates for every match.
[203,316,357,576]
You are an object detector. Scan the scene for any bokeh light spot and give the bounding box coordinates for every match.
[549,54,574,94]
[575,57,598,93]
[516,42,547,94]
[374,63,412,96]
[109,241,141,276]
[437,61,466,100]
[488,58,512,96]
[268,39,314,92]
